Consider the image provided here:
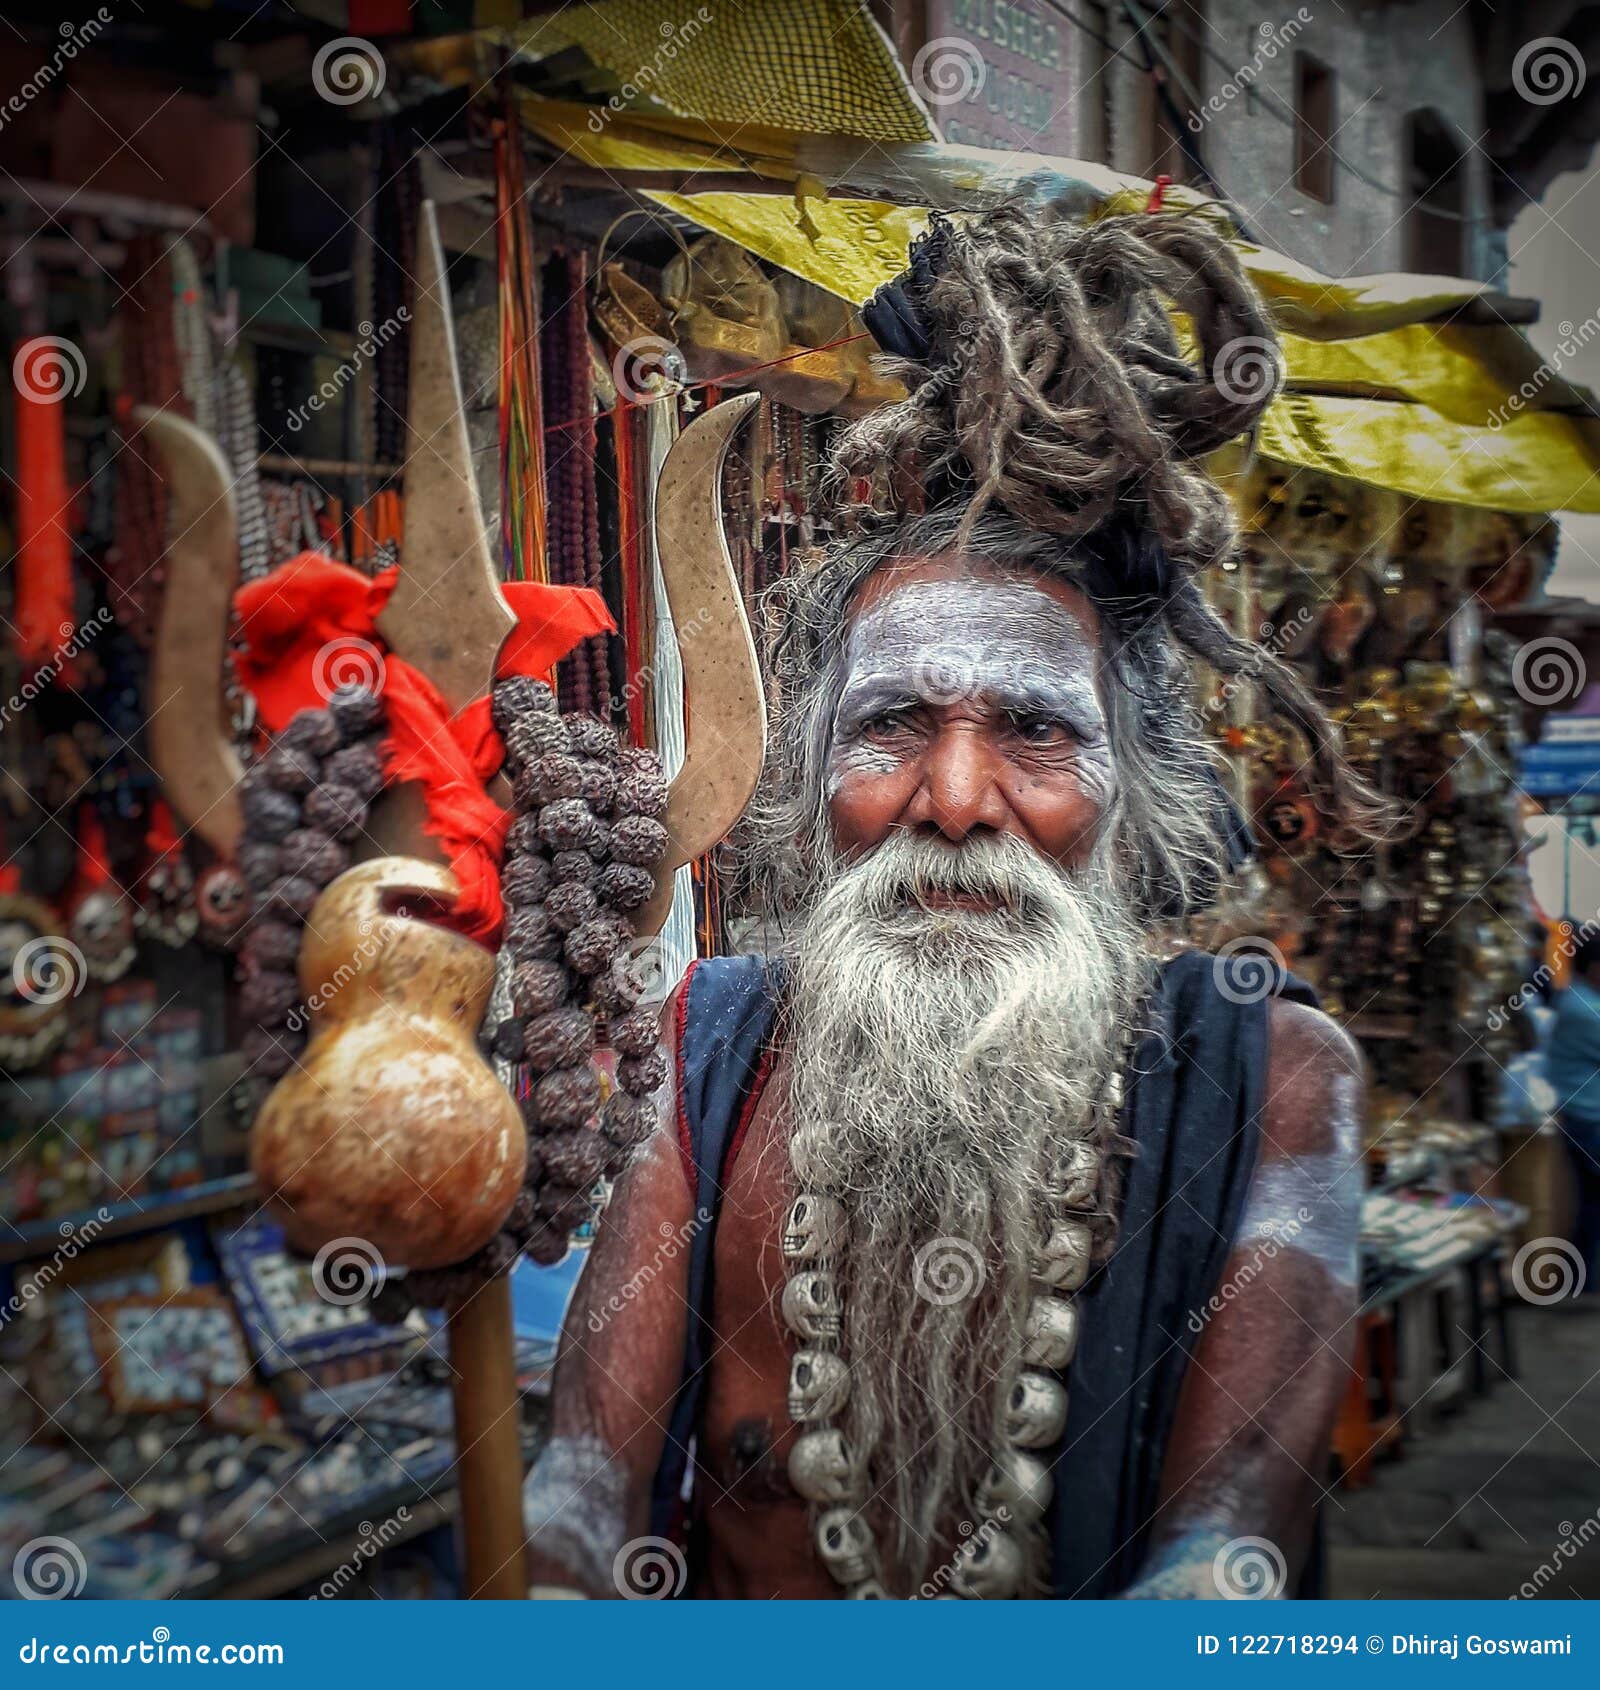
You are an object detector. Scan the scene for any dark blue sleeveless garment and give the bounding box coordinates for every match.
[649,949,1318,1596]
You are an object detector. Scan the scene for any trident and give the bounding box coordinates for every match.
[135,202,765,1597]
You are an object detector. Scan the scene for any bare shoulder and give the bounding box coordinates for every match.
[1263,996,1364,1160]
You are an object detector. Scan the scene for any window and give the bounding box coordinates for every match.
[1404,109,1467,275]
[1294,53,1335,202]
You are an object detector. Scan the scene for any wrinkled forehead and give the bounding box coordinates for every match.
[839,556,1105,711]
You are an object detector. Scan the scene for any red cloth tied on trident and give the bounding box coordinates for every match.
[231,552,613,945]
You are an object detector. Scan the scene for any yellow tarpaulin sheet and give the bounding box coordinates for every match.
[648,189,931,313]
[636,189,1600,512]
[513,99,1600,514]
[509,0,932,143]
[1258,395,1600,515]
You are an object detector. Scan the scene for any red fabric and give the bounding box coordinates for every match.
[230,552,613,944]
[65,804,115,912]
[349,0,412,35]
[145,798,181,856]
[13,339,78,675]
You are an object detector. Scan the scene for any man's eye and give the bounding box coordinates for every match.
[860,708,913,739]
[1006,712,1074,746]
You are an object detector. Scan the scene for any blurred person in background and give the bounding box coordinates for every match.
[1546,928,1600,1302]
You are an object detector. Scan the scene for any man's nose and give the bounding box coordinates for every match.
[906,723,1011,841]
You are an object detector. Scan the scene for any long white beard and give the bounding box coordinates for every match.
[784,831,1151,1593]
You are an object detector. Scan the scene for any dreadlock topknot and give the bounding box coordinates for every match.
[825,203,1386,840]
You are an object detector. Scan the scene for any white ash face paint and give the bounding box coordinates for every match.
[827,575,1118,806]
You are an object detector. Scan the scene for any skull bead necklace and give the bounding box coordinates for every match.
[781,1058,1129,1599]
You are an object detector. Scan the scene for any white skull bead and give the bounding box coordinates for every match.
[815,1507,875,1585]
[977,1449,1053,1527]
[1004,1369,1069,1449]
[782,1270,841,1342]
[1048,1139,1099,1210]
[788,1349,850,1422]
[1022,1294,1080,1369]
[788,1427,852,1504]
[949,1527,1025,1599]
[1033,1219,1092,1292]
[781,1193,846,1262]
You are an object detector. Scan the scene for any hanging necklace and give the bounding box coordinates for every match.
[780,1054,1131,1599]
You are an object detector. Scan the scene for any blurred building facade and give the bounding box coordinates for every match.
[880,0,1600,284]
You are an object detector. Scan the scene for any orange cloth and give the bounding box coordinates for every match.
[231,552,614,943]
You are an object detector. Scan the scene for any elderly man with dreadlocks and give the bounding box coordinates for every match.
[523,205,1375,1601]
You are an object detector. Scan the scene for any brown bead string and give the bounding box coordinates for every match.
[232,685,387,1118]
[399,674,669,1312]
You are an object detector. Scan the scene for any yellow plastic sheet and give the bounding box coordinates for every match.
[647,189,931,307]
[1257,394,1600,515]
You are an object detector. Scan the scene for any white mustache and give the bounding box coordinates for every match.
[839,831,1078,921]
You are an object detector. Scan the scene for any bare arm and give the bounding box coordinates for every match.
[1122,998,1365,1598]
[524,1007,694,1597]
